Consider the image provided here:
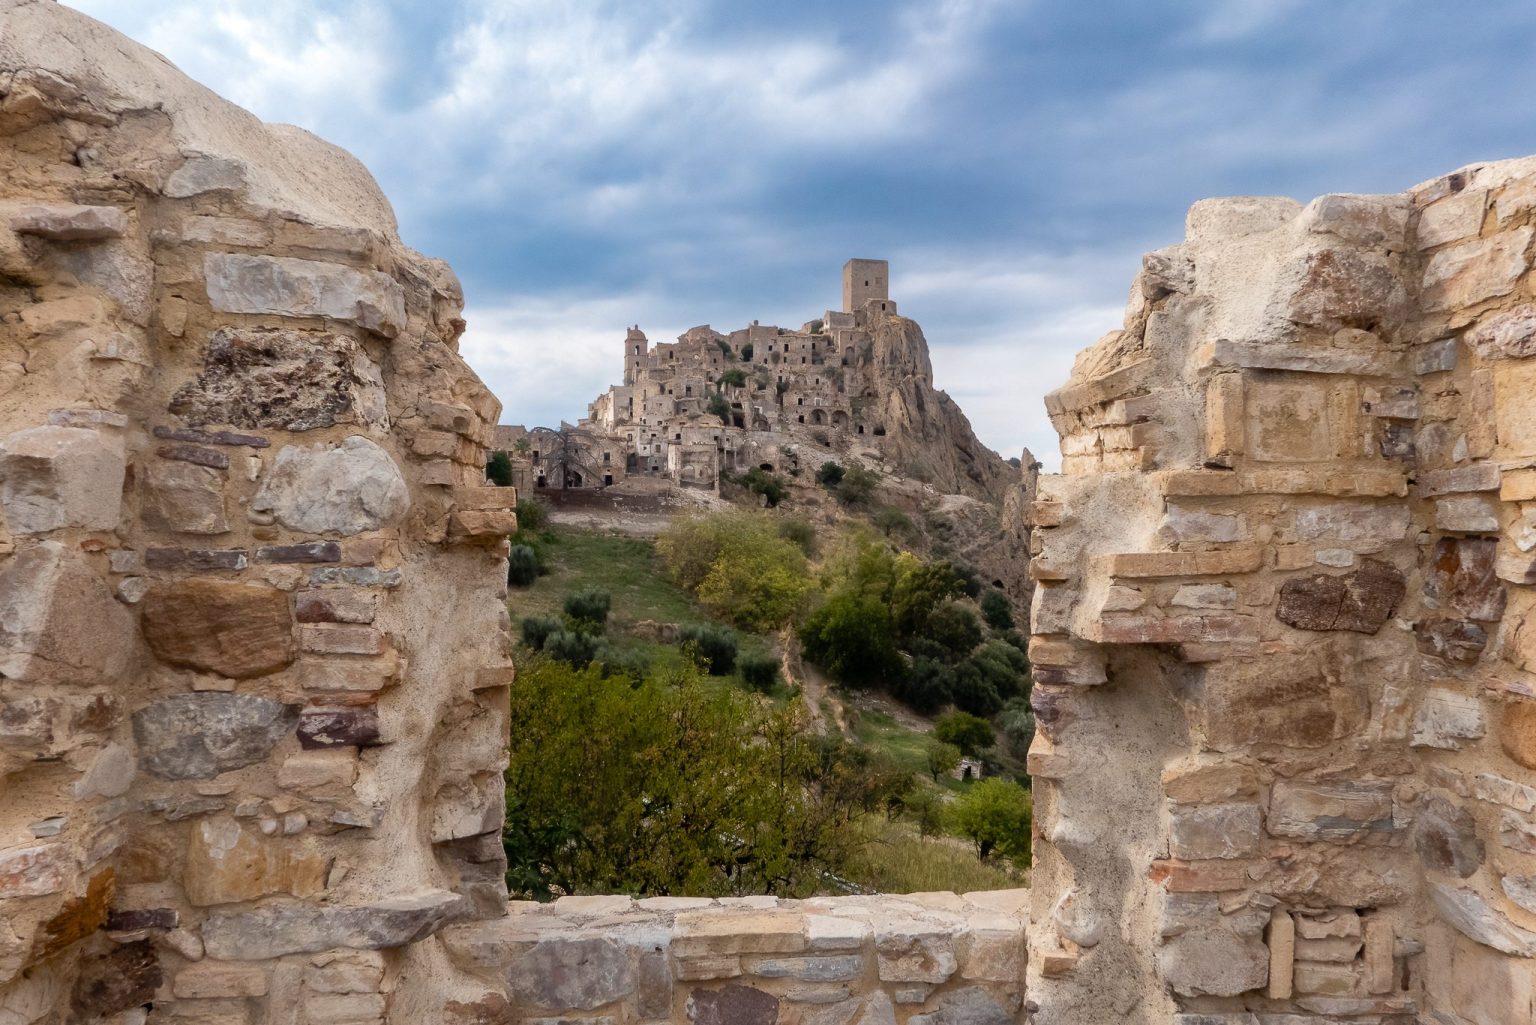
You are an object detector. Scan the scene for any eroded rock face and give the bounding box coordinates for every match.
[0,4,514,1021]
[1027,159,1536,1025]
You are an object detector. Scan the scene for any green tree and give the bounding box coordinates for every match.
[719,368,748,387]
[740,342,754,360]
[889,560,963,639]
[998,698,1036,761]
[515,497,548,533]
[707,393,731,421]
[737,467,787,508]
[507,544,539,586]
[486,450,514,487]
[738,651,780,692]
[873,508,913,538]
[951,778,1032,862]
[564,588,611,630]
[980,589,1014,631]
[816,461,845,487]
[934,710,994,758]
[658,513,812,631]
[520,616,561,650]
[927,603,983,660]
[925,740,961,782]
[905,788,947,838]
[835,465,879,505]
[799,591,902,687]
[678,624,738,675]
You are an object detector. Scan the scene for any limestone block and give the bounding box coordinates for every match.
[687,984,779,1025]
[1425,537,1505,621]
[132,693,298,780]
[200,890,464,960]
[1436,495,1501,532]
[1267,780,1394,840]
[172,961,269,998]
[674,911,806,958]
[1275,558,1404,633]
[1159,506,1245,543]
[6,201,127,240]
[1292,961,1360,995]
[1156,895,1268,997]
[169,327,388,432]
[166,154,249,197]
[184,815,326,906]
[0,426,125,533]
[140,579,295,679]
[1167,802,1262,860]
[141,459,228,534]
[1429,882,1536,956]
[1266,910,1295,999]
[1422,227,1532,311]
[251,437,409,536]
[1468,304,1536,360]
[873,921,959,984]
[1301,193,1411,250]
[1411,689,1486,750]
[1496,358,1536,458]
[1416,189,1487,249]
[1273,245,1410,337]
[1293,502,1410,549]
[180,215,271,247]
[0,843,72,897]
[1500,699,1536,769]
[72,743,136,799]
[1414,616,1487,663]
[0,540,132,685]
[1362,917,1394,994]
[905,986,1013,1025]
[204,253,406,338]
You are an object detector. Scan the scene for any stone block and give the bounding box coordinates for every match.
[1467,303,1536,360]
[1267,780,1394,840]
[1276,558,1404,633]
[143,547,248,572]
[0,843,72,897]
[157,442,230,469]
[300,624,387,656]
[1362,917,1394,994]
[0,425,125,533]
[1496,358,1536,457]
[1429,882,1536,956]
[873,921,958,983]
[295,589,378,624]
[201,890,464,960]
[1500,698,1536,769]
[1293,961,1360,996]
[1436,495,1501,533]
[132,693,297,780]
[1426,537,1505,622]
[0,540,132,685]
[1169,583,1236,609]
[204,253,406,337]
[257,541,342,564]
[1160,505,1245,543]
[1147,859,1250,893]
[252,436,409,535]
[906,986,1013,1025]
[70,941,161,1019]
[141,459,229,535]
[172,962,269,998]
[674,911,806,957]
[184,815,327,906]
[1168,802,1262,860]
[1411,689,1485,750]
[1156,895,1268,997]
[1415,617,1487,663]
[747,955,863,981]
[1416,188,1486,249]
[1421,227,1532,311]
[297,707,382,749]
[1294,502,1411,549]
[687,984,779,1025]
[6,201,127,239]
[1266,909,1294,999]
[140,579,295,679]
[1302,192,1411,250]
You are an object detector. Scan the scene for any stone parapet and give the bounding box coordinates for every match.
[438,890,1029,1024]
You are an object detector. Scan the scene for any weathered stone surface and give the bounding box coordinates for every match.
[1415,616,1487,663]
[1411,689,1486,750]
[140,579,295,678]
[1501,699,1536,769]
[1157,896,1268,997]
[69,941,161,1019]
[201,890,464,960]
[1467,304,1536,360]
[1276,558,1403,633]
[166,154,248,197]
[172,961,270,998]
[169,327,388,432]
[295,589,376,624]
[72,742,136,799]
[204,253,407,337]
[152,425,270,448]
[184,815,327,906]
[0,843,72,897]
[1267,780,1394,840]
[252,436,409,535]
[142,459,229,534]
[157,442,230,469]
[1425,537,1505,621]
[687,984,779,1025]
[1430,881,1536,956]
[6,201,127,240]
[0,425,125,533]
[1422,228,1533,311]
[143,546,248,572]
[132,693,298,780]
[506,936,632,1011]
[907,987,1014,1025]
[256,541,341,564]
[1,540,135,687]
[1414,795,1484,877]
[297,707,382,749]
[1293,503,1410,548]
[1168,803,1262,860]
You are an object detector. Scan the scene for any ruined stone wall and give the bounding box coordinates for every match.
[1026,159,1536,1024]
[0,3,519,1022]
[438,891,1027,1024]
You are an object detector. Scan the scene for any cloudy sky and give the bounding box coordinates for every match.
[70,0,1536,466]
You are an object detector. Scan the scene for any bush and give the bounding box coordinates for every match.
[925,740,961,782]
[520,616,561,650]
[873,508,913,538]
[980,589,1014,631]
[707,393,731,421]
[949,562,983,598]
[719,368,747,388]
[809,319,824,334]
[739,651,780,692]
[740,342,754,361]
[737,467,787,508]
[515,497,548,533]
[835,465,879,506]
[595,645,651,681]
[679,624,738,675]
[893,656,954,715]
[507,544,539,587]
[816,462,845,487]
[716,339,734,361]
[799,591,903,687]
[486,450,514,487]
[951,779,1032,862]
[658,514,813,631]
[542,629,599,667]
[564,588,611,629]
[934,710,994,757]
[905,788,947,838]
[998,698,1036,761]
[776,518,818,558]
[927,603,983,660]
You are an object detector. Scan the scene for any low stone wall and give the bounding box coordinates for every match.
[438,891,1029,1024]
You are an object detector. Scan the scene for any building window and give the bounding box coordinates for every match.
[603,452,611,463]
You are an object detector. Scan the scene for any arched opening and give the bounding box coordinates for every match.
[811,409,826,426]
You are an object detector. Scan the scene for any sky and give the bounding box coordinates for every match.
[68,0,1536,468]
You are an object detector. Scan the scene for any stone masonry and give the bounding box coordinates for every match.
[0,3,517,1023]
[1026,160,1536,1023]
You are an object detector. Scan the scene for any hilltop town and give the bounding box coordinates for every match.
[496,259,1016,506]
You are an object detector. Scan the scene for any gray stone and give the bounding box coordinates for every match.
[1294,503,1411,550]
[141,459,228,534]
[1160,506,1245,543]
[1415,617,1488,663]
[309,566,403,588]
[166,154,249,197]
[1429,882,1536,956]
[204,252,406,337]
[0,425,125,533]
[0,540,132,685]
[856,992,898,1025]
[907,986,1014,1025]
[688,984,779,1025]
[6,201,127,240]
[1425,537,1506,622]
[507,936,632,1011]
[1168,802,1262,860]
[202,890,464,960]
[1422,228,1534,311]
[1415,795,1485,878]
[169,327,388,432]
[1267,780,1395,841]
[748,955,863,982]
[252,436,409,536]
[1410,689,1486,750]
[1501,874,1536,914]
[50,240,154,325]
[1157,896,1269,998]
[72,743,136,799]
[1468,305,1536,360]
[1300,193,1411,250]
[1436,495,1501,533]
[132,693,298,780]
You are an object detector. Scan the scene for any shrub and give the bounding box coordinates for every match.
[835,465,879,506]
[799,591,902,687]
[515,497,548,533]
[658,514,813,632]
[905,788,947,838]
[738,651,780,692]
[934,710,994,757]
[980,589,1014,631]
[776,518,818,558]
[998,698,1036,761]
[873,508,913,538]
[925,740,961,782]
[951,778,1032,862]
[893,656,954,715]
[809,319,824,334]
[542,629,598,667]
[720,368,748,388]
[595,645,651,681]
[816,461,845,487]
[740,342,754,361]
[486,450,514,487]
[949,562,983,598]
[564,588,611,629]
[716,339,734,360]
[507,544,539,586]
[707,393,731,421]
[679,624,738,675]
[520,616,561,650]
[927,603,983,660]
[737,467,786,508]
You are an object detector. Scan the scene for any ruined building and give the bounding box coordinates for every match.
[3,2,1536,1024]
[509,259,1012,504]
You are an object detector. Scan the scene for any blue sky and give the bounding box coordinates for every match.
[70,0,1536,467]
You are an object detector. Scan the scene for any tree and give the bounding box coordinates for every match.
[980,589,1014,631]
[998,698,1036,761]
[707,393,731,421]
[934,710,994,758]
[564,588,611,630]
[835,465,879,505]
[719,368,748,388]
[799,591,903,687]
[515,497,548,533]
[925,740,961,782]
[951,778,1031,862]
[740,342,754,361]
[889,560,964,639]
[486,450,514,487]
[739,651,780,692]
[905,788,946,838]
[873,508,913,538]
[507,544,539,586]
[737,467,786,508]
[927,603,983,660]
[678,624,738,675]
[520,616,561,650]
[816,461,845,487]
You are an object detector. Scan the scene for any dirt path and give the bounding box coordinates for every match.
[780,631,850,737]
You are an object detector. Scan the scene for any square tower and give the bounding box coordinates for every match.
[842,258,888,313]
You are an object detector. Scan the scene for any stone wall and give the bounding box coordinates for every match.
[0,3,517,1023]
[438,891,1028,1024]
[1026,159,1536,1024]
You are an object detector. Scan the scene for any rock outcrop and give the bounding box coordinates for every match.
[1027,159,1536,1025]
[0,2,517,1022]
